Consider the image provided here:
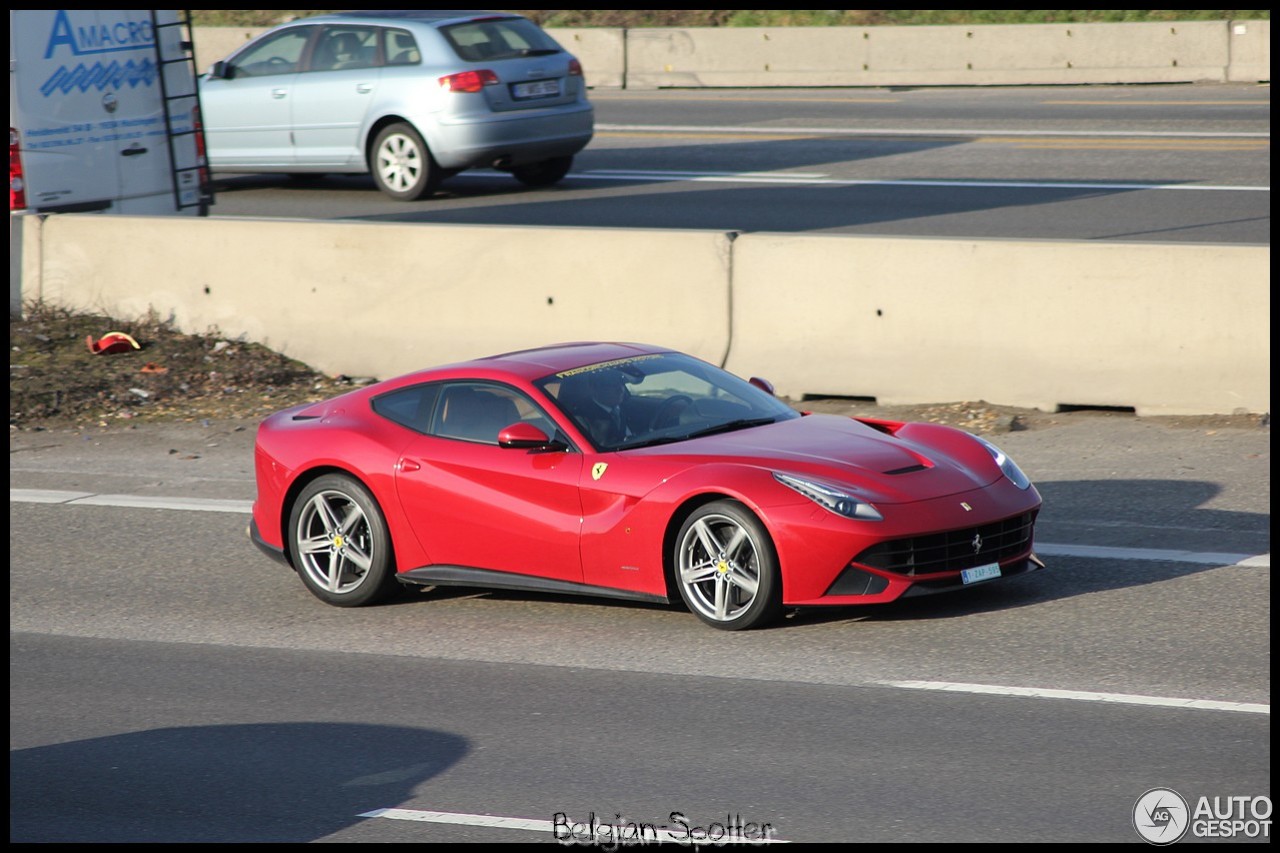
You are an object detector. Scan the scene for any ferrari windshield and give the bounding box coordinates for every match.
[535,352,799,451]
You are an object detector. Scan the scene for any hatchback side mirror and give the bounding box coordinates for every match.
[749,376,775,396]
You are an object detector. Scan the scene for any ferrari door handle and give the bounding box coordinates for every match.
[356,83,373,93]
[398,459,421,472]
[271,88,288,99]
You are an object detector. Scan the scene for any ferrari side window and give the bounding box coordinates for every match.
[430,382,545,445]
[371,383,440,434]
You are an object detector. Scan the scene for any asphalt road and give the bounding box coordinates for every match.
[206,83,1271,244]
[10,413,1270,842]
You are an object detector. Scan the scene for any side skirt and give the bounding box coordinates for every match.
[398,565,670,606]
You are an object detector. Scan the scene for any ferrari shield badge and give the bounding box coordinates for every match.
[592,462,608,481]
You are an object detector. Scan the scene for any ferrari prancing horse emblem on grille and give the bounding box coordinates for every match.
[972,533,983,554]
[592,462,608,481]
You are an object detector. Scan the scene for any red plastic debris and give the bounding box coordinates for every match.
[87,331,141,355]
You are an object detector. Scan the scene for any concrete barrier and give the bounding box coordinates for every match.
[17,217,1269,416]
[549,28,626,89]
[27,215,735,381]
[625,21,1236,88]
[1228,19,1271,83]
[724,234,1270,416]
[192,19,1270,89]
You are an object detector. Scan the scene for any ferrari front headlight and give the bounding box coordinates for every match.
[773,472,883,521]
[975,435,1032,490]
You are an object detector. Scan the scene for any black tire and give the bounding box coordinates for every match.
[287,474,400,607]
[673,500,782,631]
[370,122,439,201]
[511,155,573,188]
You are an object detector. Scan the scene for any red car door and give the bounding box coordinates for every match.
[393,383,584,583]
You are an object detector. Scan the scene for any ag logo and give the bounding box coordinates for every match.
[1134,787,1190,845]
[591,462,608,481]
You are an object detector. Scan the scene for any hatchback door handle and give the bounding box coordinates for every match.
[271,88,288,99]
[356,83,373,93]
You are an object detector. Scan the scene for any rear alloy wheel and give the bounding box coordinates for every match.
[511,155,574,188]
[288,474,399,606]
[371,122,439,200]
[674,500,782,630]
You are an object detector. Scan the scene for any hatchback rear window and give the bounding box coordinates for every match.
[441,17,562,62]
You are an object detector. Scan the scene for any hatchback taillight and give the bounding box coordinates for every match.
[10,127,26,212]
[568,58,583,77]
[439,69,499,93]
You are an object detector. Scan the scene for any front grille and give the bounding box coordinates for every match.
[855,512,1036,576]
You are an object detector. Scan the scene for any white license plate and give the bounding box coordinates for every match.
[961,562,1002,584]
[512,79,560,99]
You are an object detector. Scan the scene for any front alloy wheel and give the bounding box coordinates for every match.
[371,122,439,201]
[289,474,399,606]
[674,501,782,630]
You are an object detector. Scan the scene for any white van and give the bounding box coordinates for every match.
[9,10,213,215]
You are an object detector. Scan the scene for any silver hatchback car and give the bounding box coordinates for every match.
[199,10,594,200]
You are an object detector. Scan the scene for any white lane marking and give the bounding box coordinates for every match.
[358,809,551,831]
[880,681,1269,715]
[597,122,1271,140]
[1037,542,1270,568]
[9,489,1268,567]
[358,808,791,842]
[10,488,251,514]
[564,170,1269,192]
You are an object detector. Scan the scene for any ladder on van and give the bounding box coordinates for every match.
[149,10,215,215]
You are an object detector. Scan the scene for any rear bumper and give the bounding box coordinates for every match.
[429,104,594,169]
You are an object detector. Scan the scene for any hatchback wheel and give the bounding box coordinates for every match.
[371,122,439,200]
[674,501,782,630]
[511,155,573,188]
[288,474,399,606]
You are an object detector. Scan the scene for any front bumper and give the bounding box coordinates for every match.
[768,476,1043,606]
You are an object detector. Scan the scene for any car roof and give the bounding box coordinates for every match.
[387,342,671,385]
[482,342,673,378]
[288,10,522,28]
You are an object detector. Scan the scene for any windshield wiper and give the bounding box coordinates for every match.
[617,434,686,450]
[521,48,561,56]
[683,417,778,440]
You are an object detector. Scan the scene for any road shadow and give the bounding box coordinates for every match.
[10,723,468,842]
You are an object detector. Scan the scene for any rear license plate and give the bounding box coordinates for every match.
[961,562,1002,584]
[511,79,560,100]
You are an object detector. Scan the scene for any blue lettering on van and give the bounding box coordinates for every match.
[39,58,158,98]
[44,10,154,58]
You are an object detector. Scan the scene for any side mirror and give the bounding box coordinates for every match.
[749,376,775,396]
[498,421,564,450]
[209,60,232,80]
